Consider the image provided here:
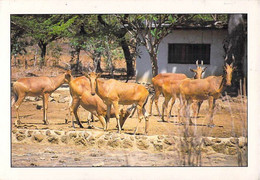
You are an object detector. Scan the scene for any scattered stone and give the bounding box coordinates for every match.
[111,133,119,139]
[212,143,226,154]
[51,155,58,159]
[74,157,81,161]
[107,139,120,148]
[16,133,26,141]
[44,149,55,154]
[212,138,222,143]
[51,93,61,101]
[230,138,239,144]
[122,139,133,148]
[97,139,106,148]
[25,97,36,102]
[33,134,45,142]
[61,136,68,144]
[34,97,41,101]
[58,96,68,103]
[226,141,236,147]
[130,136,135,141]
[120,134,125,140]
[49,97,56,102]
[153,143,163,151]
[84,132,90,139]
[135,136,140,140]
[92,162,104,167]
[59,160,65,164]
[104,134,110,140]
[36,104,42,110]
[136,139,150,150]
[141,136,148,140]
[239,137,247,148]
[27,131,33,137]
[47,135,59,144]
[226,147,238,155]
[30,162,38,167]
[164,138,174,146]
[54,131,62,135]
[166,145,176,151]
[74,137,88,146]
[19,130,26,134]
[88,136,95,142]
[69,132,77,139]
[203,138,212,146]
[46,130,51,136]
[158,135,164,140]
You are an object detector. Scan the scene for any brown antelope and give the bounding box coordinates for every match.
[68,76,91,128]
[150,60,206,118]
[179,62,235,127]
[85,72,149,134]
[12,70,72,126]
[68,75,131,129]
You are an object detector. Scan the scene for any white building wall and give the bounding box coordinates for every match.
[136,29,228,83]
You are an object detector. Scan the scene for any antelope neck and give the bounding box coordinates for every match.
[217,74,227,93]
[50,73,65,89]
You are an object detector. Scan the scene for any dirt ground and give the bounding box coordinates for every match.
[10,65,248,167]
[11,87,247,138]
[11,86,247,167]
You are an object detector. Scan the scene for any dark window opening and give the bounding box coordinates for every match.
[168,43,211,64]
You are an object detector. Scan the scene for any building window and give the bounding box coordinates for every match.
[168,43,211,64]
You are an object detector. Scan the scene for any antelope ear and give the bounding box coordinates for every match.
[97,73,102,78]
[190,68,195,72]
[83,72,89,78]
[203,66,207,72]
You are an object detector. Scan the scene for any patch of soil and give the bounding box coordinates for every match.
[11,87,247,138]
[12,143,238,167]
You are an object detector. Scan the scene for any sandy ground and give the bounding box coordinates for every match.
[11,86,247,167]
[11,87,247,138]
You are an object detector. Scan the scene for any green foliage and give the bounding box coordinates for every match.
[11,14,228,70]
[48,42,62,66]
[11,14,77,63]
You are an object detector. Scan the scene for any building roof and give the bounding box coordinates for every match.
[171,20,228,30]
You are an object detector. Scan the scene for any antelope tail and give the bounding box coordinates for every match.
[11,89,18,107]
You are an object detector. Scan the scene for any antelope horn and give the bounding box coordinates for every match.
[84,62,92,72]
[201,60,203,66]
[196,60,199,67]
[61,62,71,70]
[224,55,228,61]
[232,54,235,61]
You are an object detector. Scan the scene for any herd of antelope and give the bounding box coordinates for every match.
[12,56,235,135]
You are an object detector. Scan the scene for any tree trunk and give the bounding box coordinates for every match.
[38,41,47,67]
[75,48,80,73]
[93,51,103,73]
[224,14,246,95]
[150,54,159,77]
[120,38,135,81]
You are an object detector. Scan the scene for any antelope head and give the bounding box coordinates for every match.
[224,54,236,86]
[224,63,235,86]
[85,72,101,96]
[190,60,207,79]
[64,70,72,83]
